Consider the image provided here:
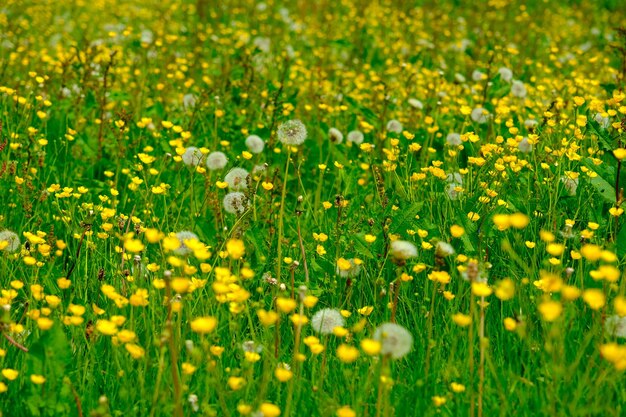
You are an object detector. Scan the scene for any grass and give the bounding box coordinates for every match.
[0,0,626,416]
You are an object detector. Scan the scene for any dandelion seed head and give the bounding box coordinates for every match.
[183,94,196,110]
[461,261,489,283]
[605,315,626,339]
[436,241,455,257]
[223,192,248,214]
[518,137,533,153]
[252,164,267,176]
[0,230,20,252]
[174,231,199,256]
[374,323,413,359]
[511,80,527,98]
[242,340,263,353]
[336,258,362,278]
[311,308,345,334]
[188,394,199,412]
[253,36,271,53]
[386,119,403,134]
[206,151,228,171]
[446,133,462,146]
[498,67,513,82]
[471,107,489,124]
[408,98,424,109]
[524,119,538,129]
[277,119,307,145]
[594,112,610,129]
[446,183,462,200]
[224,168,249,191]
[560,176,578,196]
[181,146,203,167]
[328,128,344,144]
[472,70,485,81]
[347,130,364,145]
[245,135,265,154]
[446,172,463,184]
[390,240,418,261]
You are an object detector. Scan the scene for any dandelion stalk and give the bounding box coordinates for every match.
[296,196,310,284]
[276,148,291,284]
[64,378,84,417]
[149,346,167,417]
[313,166,325,216]
[274,313,281,359]
[375,355,389,417]
[390,269,402,323]
[163,274,183,417]
[285,286,306,417]
[469,291,476,417]
[318,335,330,390]
[2,332,28,352]
[614,136,623,238]
[478,295,486,417]
[423,281,437,381]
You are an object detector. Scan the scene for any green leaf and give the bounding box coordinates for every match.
[352,235,375,259]
[391,201,423,233]
[587,112,614,152]
[343,95,378,123]
[589,175,615,203]
[27,325,71,378]
[617,224,626,259]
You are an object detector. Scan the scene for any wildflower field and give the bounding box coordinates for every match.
[2,0,626,416]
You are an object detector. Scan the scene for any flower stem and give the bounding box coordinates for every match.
[478,296,486,417]
[276,148,291,284]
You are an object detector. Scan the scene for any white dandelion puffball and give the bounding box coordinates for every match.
[511,80,527,98]
[347,130,364,145]
[498,67,513,82]
[446,172,463,184]
[174,231,199,256]
[446,183,462,200]
[223,192,248,214]
[253,36,271,53]
[183,94,196,110]
[328,127,344,144]
[336,258,362,278]
[242,340,263,353]
[408,98,424,109]
[471,107,489,124]
[181,147,203,167]
[560,176,579,196]
[605,315,626,339]
[252,164,267,175]
[206,151,228,171]
[311,308,345,335]
[472,70,485,81]
[0,230,20,252]
[524,119,538,129]
[277,119,307,145]
[461,266,489,283]
[374,323,413,359]
[594,113,610,129]
[436,241,455,257]
[224,168,249,191]
[140,30,154,44]
[390,240,418,260]
[446,133,462,146]
[386,119,403,134]
[518,137,533,153]
[245,135,265,154]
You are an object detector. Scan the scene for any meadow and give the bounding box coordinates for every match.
[1,0,626,416]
